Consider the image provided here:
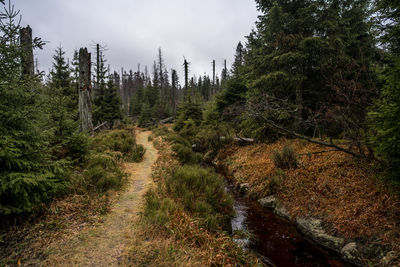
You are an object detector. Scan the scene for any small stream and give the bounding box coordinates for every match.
[226,183,350,267]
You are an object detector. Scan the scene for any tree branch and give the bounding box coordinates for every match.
[257,113,365,158]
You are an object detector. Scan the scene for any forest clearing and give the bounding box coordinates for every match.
[1,0,400,266]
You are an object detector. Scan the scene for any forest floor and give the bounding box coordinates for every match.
[31,130,157,266]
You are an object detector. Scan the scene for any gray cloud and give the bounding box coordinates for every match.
[11,0,260,81]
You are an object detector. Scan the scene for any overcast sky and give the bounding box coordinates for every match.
[11,0,260,81]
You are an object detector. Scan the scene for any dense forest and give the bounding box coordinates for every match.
[1,0,400,265]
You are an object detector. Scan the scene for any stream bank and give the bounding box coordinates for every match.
[221,169,351,267]
[212,140,400,266]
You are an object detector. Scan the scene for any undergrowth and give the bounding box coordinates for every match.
[132,126,262,266]
[0,126,144,265]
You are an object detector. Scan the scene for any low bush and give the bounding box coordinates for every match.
[173,102,202,134]
[151,125,171,137]
[92,128,145,162]
[171,143,202,164]
[73,153,126,193]
[268,169,285,194]
[193,125,233,153]
[272,145,298,169]
[143,189,178,226]
[166,165,233,231]
[64,131,90,164]
[92,129,135,154]
[131,144,146,162]
[164,133,191,147]
[177,119,198,139]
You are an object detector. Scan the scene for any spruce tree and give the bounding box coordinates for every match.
[0,4,65,215]
[368,0,400,179]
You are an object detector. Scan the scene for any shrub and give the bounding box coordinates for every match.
[166,165,233,231]
[143,189,178,226]
[272,145,298,169]
[173,102,202,133]
[171,143,202,164]
[194,125,233,153]
[152,125,171,137]
[164,133,191,147]
[92,129,135,154]
[64,131,90,164]
[131,144,146,162]
[268,169,285,194]
[177,119,198,138]
[92,129,145,162]
[78,153,126,193]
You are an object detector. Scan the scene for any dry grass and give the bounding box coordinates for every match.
[217,139,400,259]
[0,193,114,266]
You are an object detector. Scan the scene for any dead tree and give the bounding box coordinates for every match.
[79,48,94,132]
[183,58,190,102]
[20,25,34,76]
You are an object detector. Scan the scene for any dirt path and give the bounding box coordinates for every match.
[44,130,157,267]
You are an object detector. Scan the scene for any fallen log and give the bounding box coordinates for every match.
[160,117,174,124]
[234,135,255,145]
[93,122,109,132]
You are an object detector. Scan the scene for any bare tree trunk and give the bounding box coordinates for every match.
[211,59,215,99]
[20,26,34,76]
[183,59,189,102]
[79,48,93,132]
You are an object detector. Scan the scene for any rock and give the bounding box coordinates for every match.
[274,203,290,219]
[341,242,362,265]
[296,217,345,252]
[258,195,277,209]
[379,251,397,266]
[239,183,250,194]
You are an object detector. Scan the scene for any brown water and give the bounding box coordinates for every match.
[227,184,352,267]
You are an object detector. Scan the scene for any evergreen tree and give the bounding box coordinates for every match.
[368,0,400,180]
[243,0,376,141]
[45,46,76,144]
[101,78,123,123]
[231,42,244,76]
[92,50,109,125]
[0,4,66,215]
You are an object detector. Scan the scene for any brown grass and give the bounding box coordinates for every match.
[0,193,114,266]
[217,139,400,257]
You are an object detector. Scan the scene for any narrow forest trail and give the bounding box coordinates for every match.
[43,130,157,267]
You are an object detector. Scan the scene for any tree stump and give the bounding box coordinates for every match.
[20,26,34,76]
[78,48,94,132]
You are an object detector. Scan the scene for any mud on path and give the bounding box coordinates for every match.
[43,130,157,267]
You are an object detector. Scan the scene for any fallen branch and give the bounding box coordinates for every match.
[160,117,174,124]
[234,135,255,144]
[298,150,338,156]
[93,122,109,132]
[256,113,365,158]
